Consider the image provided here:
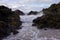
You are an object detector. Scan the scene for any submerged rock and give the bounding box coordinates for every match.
[33,2,60,29]
[0,5,22,40]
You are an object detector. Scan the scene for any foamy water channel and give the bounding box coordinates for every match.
[3,13,60,40]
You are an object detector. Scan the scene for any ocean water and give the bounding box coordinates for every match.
[3,12,60,40]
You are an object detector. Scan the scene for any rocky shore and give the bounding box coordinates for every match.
[0,6,22,40]
[32,2,60,29]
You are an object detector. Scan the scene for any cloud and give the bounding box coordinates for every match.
[0,0,60,12]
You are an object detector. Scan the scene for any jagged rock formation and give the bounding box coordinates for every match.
[14,10,25,15]
[28,11,38,15]
[33,2,60,29]
[0,6,22,40]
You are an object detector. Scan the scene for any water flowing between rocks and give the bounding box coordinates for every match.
[3,13,60,40]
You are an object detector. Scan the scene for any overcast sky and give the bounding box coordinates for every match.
[0,0,60,13]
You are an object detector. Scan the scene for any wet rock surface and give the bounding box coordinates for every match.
[33,2,60,29]
[0,6,22,40]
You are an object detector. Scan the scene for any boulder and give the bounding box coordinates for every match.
[33,2,60,29]
[28,11,38,15]
[14,10,25,15]
[0,5,22,40]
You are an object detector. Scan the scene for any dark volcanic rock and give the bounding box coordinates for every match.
[33,2,60,29]
[0,5,22,40]
[28,11,38,15]
[14,10,25,15]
